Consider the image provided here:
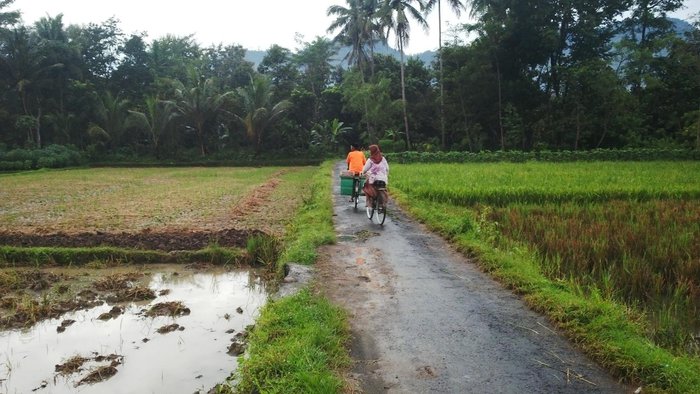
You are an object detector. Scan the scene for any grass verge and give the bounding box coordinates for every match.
[226,161,350,393]
[278,161,336,269]
[390,188,700,393]
[233,288,350,393]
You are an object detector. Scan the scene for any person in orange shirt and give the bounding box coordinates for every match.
[346,144,366,202]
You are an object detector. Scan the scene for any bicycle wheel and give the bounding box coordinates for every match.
[353,181,359,209]
[376,194,386,225]
[366,198,374,220]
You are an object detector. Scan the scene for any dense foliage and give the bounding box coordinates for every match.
[0,0,699,163]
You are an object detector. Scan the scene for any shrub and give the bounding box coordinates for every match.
[0,145,85,171]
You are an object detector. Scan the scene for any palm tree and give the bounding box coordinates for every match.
[175,70,233,156]
[0,0,20,32]
[237,75,291,154]
[127,96,178,158]
[328,0,384,142]
[327,0,383,73]
[87,91,131,149]
[1,25,65,148]
[379,0,428,150]
[423,0,465,149]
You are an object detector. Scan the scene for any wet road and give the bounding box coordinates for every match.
[315,162,628,393]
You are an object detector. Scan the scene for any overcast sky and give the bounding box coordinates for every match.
[10,0,700,55]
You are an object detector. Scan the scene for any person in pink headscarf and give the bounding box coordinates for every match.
[361,144,389,207]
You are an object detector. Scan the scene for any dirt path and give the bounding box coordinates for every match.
[315,162,628,393]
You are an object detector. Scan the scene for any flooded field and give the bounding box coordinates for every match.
[0,265,269,393]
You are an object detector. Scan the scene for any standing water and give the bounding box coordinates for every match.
[0,266,269,393]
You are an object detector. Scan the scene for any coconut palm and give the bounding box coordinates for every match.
[379,0,428,150]
[327,0,383,72]
[127,96,178,158]
[0,0,20,32]
[175,70,233,156]
[87,91,130,149]
[328,0,385,143]
[237,74,291,154]
[423,0,465,149]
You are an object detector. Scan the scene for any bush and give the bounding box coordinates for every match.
[377,139,405,153]
[0,145,85,171]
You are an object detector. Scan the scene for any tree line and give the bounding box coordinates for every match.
[0,0,698,162]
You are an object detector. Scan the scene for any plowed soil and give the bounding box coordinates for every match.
[0,228,265,251]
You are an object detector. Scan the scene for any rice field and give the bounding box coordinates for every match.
[392,161,700,354]
[0,167,314,236]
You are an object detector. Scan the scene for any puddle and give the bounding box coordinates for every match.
[0,266,268,393]
[337,234,357,242]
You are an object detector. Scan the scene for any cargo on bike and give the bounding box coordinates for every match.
[343,143,367,209]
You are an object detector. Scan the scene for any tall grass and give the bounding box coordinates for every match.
[391,161,700,391]
[489,200,700,352]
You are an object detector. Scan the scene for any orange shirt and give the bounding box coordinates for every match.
[346,150,366,174]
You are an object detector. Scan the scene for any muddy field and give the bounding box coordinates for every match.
[0,265,268,393]
[0,167,314,392]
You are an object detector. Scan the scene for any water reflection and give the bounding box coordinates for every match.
[0,266,269,394]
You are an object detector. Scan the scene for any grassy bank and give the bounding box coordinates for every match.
[231,161,350,393]
[278,161,336,267]
[391,162,700,393]
[233,288,350,393]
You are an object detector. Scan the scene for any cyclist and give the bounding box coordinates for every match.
[361,144,389,208]
[346,143,366,202]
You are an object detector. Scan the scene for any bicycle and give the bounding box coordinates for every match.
[350,173,364,209]
[365,180,387,225]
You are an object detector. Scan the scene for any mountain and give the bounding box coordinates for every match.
[244,44,436,69]
[242,18,692,69]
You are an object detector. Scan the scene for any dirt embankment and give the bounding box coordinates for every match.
[0,228,265,251]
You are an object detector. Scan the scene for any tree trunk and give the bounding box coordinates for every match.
[696,103,700,150]
[197,120,206,156]
[400,42,411,150]
[36,105,42,149]
[574,103,580,151]
[495,57,504,150]
[360,66,374,142]
[459,93,472,151]
[438,0,446,150]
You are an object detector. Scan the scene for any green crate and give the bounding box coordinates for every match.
[339,175,365,196]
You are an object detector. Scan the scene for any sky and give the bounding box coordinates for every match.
[10,0,700,55]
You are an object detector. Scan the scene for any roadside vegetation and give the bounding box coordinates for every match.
[391,161,700,393]
[229,161,352,393]
[232,288,350,393]
[279,161,336,266]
